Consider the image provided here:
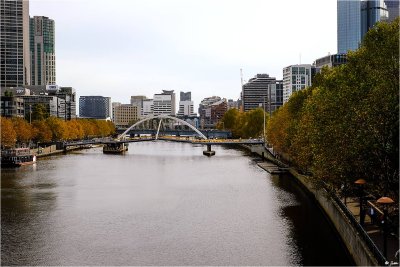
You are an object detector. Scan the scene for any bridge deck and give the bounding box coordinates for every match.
[64,136,264,147]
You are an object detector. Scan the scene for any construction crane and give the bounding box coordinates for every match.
[240,68,244,86]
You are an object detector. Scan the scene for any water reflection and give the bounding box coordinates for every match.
[1,142,353,265]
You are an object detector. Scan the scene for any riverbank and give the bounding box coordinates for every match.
[30,144,101,158]
[246,144,397,266]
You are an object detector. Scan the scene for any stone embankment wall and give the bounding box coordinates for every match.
[249,144,380,266]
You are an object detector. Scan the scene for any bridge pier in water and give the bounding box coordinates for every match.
[203,144,215,156]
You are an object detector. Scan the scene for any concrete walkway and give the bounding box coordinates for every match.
[345,198,399,264]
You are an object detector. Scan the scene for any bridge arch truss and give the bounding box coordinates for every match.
[118,114,208,140]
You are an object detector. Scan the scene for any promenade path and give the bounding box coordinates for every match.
[252,145,399,265]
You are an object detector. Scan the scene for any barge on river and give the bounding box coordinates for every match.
[1,148,36,167]
[103,142,128,154]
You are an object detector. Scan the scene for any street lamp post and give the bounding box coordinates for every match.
[377,196,394,259]
[263,96,266,143]
[354,179,366,226]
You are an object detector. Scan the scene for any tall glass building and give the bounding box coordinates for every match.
[338,0,392,54]
[30,16,56,85]
[337,0,362,54]
[361,0,388,37]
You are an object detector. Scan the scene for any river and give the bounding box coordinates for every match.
[1,141,353,266]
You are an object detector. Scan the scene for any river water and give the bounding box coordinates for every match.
[1,141,353,266]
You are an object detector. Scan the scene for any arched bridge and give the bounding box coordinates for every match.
[64,115,265,156]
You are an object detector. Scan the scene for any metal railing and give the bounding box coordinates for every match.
[329,190,388,266]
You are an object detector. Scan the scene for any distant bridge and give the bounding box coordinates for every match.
[64,115,264,156]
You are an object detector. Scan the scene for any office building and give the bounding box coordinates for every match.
[385,0,399,21]
[130,95,146,117]
[282,66,313,104]
[313,54,347,69]
[337,0,394,54]
[242,74,282,112]
[142,99,154,116]
[0,96,24,118]
[337,0,362,54]
[79,96,111,119]
[153,90,175,115]
[180,91,191,101]
[2,85,76,120]
[177,91,195,117]
[1,0,31,87]
[198,96,223,129]
[112,104,139,128]
[361,0,389,37]
[30,16,56,85]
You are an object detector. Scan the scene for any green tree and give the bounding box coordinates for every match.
[29,104,49,121]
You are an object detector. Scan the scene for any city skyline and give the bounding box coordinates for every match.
[29,0,337,107]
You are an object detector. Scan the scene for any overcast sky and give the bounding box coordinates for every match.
[30,0,337,108]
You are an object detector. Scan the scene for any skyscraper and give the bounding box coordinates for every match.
[338,0,392,54]
[361,0,388,37]
[385,0,399,21]
[1,0,31,87]
[337,0,362,54]
[30,16,56,85]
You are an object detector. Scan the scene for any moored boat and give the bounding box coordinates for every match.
[1,148,37,167]
[103,142,128,154]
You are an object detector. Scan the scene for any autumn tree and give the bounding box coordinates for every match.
[32,120,52,142]
[11,117,34,144]
[1,117,17,148]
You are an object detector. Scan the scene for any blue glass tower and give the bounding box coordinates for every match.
[337,0,394,54]
[337,0,362,54]
[361,0,389,37]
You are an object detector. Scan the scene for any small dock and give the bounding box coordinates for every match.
[257,161,288,174]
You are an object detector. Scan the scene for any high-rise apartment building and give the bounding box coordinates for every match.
[282,65,313,104]
[242,74,282,113]
[79,96,111,119]
[30,16,56,85]
[1,0,31,87]
[337,0,394,54]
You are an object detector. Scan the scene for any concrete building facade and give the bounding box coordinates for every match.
[1,0,31,87]
[153,90,175,115]
[177,91,195,117]
[112,104,139,128]
[282,65,313,104]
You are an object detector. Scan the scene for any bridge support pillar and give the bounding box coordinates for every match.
[203,144,215,156]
